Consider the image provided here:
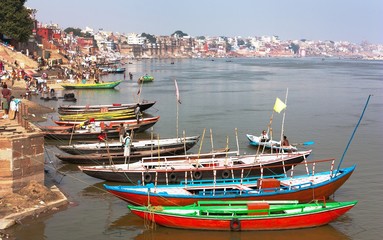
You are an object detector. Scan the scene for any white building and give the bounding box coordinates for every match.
[127,33,145,45]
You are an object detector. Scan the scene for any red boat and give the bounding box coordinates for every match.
[128,200,357,231]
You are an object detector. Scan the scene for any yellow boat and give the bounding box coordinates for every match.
[59,109,137,121]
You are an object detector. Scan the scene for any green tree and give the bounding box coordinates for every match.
[0,0,34,42]
[171,30,188,38]
[64,27,83,37]
[141,33,156,44]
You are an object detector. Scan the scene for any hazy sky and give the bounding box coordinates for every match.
[26,0,382,44]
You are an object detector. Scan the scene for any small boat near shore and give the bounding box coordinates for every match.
[78,150,311,183]
[61,80,122,89]
[58,100,156,115]
[138,75,154,83]
[56,145,192,165]
[128,200,357,231]
[57,135,200,155]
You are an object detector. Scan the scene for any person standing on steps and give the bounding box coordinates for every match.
[1,83,12,119]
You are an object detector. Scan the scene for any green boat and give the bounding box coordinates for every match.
[138,75,154,83]
[128,200,357,231]
[61,80,122,89]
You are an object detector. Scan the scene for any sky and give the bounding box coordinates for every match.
[26,0,383,44]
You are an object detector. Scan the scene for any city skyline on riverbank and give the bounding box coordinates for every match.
[26,0,383,44]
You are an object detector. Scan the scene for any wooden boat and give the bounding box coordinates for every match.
[246,134,298,152]
[43,118,158,140]
[57,136,200,155]
[138,75,154,83]
[58,109,136,121]
[58,100,156,115]
[56,145,191,165]
[103,161,355,206]
[54,116,160,128]
[61,80,122,89]
[128,200,357,231]
[78,150,311,183]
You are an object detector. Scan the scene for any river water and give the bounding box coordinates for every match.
[7,58,383,239]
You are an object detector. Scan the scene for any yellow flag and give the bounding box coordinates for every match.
[273,98,286,113]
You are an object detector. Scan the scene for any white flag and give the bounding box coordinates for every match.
[174,79,181,104]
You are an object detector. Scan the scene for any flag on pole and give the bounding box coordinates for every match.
[174,79,181,104]
[273,97,286,113]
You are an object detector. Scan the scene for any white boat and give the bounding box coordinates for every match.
[246,134,298,152]
[57,136,200,154]
[78,150,312,183]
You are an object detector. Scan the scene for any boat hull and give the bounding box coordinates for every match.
[79,152,311,183]
[129,201,356,231]
[105,165,355,206]
[56,145,190,164]
[58,100,155,114]
[58,136,199,155]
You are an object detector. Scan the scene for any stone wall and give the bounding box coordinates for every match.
[0,133,45,196]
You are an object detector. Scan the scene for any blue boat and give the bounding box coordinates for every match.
[104,161,355,206]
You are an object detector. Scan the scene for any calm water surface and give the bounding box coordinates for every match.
[7,58,383,239]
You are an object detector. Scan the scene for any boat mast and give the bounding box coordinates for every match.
[336,95,372,171]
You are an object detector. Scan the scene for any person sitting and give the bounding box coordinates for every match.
[282,135,294,152]
[282,135,290,147]
[260,130,269,142]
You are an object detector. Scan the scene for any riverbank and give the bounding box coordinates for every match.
[0,79,68,231]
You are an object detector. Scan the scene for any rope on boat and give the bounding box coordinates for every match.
[144,205,158,230]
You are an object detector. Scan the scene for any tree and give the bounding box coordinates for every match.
[141,33,156,44]
[171,30,188,38]
[64,27,83,37]
[0,0,34,42]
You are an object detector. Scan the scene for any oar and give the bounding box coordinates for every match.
[292,141,315,146]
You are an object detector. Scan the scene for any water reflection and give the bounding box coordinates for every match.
[107,212,350,240]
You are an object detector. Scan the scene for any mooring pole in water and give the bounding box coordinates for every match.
[336,95,372,171]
